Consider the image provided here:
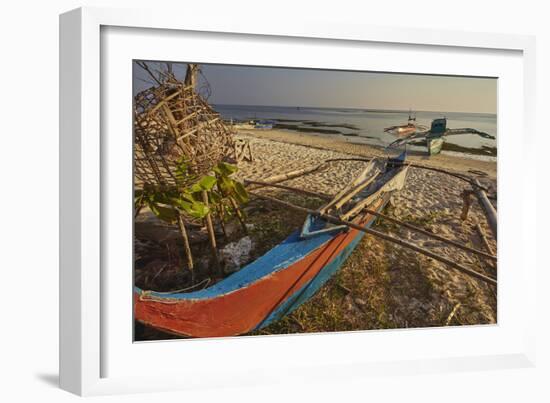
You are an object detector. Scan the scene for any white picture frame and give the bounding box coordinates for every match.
[60,6,537,396]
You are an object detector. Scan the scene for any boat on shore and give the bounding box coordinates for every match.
[255,119,275,130]
[389,117,495,156]
[134,152,409,338]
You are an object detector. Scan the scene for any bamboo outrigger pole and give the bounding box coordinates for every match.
[361,207,497,261]
[250,192,497,286]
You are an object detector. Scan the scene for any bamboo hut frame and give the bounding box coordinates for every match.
[134,80,236,190]
[133,66,249,278]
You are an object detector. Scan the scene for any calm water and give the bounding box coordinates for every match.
[214,105,497,159]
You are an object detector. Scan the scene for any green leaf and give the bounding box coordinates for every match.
[218,175,235,194]
[198,175,217,191]
[149,203,178,223]
[214,162,238,176]
[209,191,222,204]
[187,201,210,219]
[233,181,249,204]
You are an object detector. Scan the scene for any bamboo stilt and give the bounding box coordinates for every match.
[202,190,221,275]
[217,204,228,240]
[250,192,497,286]
[229,196,248,234]
[176,213,195,282]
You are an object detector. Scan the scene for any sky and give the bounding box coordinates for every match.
[133,61,497,114]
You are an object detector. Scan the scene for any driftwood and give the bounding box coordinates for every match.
[250,191,497,286]
[473,179,497,240]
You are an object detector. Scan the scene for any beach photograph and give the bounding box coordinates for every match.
[133,61,497,341]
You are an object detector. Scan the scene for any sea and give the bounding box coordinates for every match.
[214,105,497,161]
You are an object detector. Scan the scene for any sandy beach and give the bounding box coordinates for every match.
[235,129,497,330]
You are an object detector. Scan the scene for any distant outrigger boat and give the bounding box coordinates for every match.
[384,111,427,137]
[389,117,495,156]
[255,119,275,130]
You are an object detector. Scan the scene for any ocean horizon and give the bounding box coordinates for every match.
[214,104,497,160]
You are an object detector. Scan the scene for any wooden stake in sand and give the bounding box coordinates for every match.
[251,192,497,286]
[460,189,474,221]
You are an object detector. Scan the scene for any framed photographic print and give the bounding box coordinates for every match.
[60,6,537,396]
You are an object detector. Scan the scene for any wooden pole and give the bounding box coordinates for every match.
[257,157,372,186]
[460,190,474,221]
[259,164,327,185]
[250,192,497,286]
[473,179,497,240]
[202,190,221,274]
[176,213,195,282]
[184,64,199,88]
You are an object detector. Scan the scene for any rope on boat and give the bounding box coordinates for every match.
[243,179,332,200]
[142,278,211,296]
[250,191,497,286]
[397,162,491,191]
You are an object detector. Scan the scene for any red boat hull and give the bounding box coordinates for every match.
[134,203,382,338]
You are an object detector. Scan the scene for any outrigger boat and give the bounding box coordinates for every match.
[389,117,495,156]
[384,111,427,137]
[134,152,409,338]
[254,119,275,130]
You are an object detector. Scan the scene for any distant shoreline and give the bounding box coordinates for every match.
[237,128,497,179]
